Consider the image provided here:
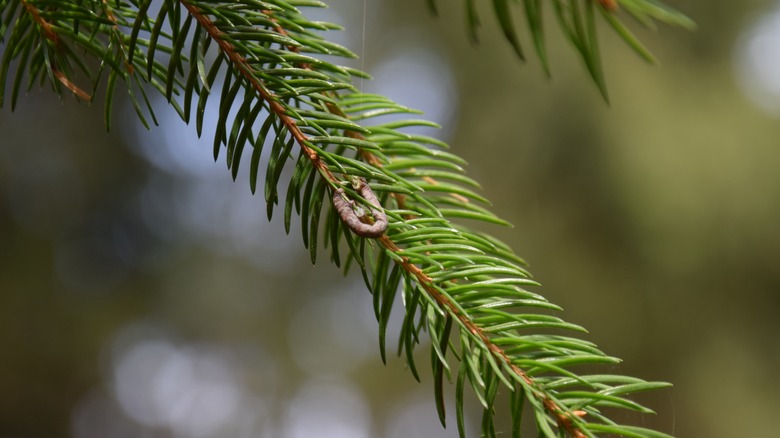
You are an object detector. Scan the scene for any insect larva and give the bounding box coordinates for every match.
[332,178,388,238]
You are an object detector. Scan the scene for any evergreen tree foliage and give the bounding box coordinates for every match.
[0,1,693,436]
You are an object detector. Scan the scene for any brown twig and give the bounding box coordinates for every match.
[21,0,92,100]
[52,70,91,100]
[20,0,57,42]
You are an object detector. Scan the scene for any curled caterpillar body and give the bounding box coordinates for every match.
[332,179,388,238]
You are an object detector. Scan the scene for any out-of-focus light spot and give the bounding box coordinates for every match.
[281,379,372,438]
[735,4,780,115]
[72,323,278,437]
[367,43,457,138]
[111,338,243,437]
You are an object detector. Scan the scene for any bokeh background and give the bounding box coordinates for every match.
[1,0,779,436]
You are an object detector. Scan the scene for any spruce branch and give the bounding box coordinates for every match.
[0,1,693,436]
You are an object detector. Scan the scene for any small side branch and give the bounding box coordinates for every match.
[20,0,92,100]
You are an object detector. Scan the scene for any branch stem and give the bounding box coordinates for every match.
[20,0,57,42]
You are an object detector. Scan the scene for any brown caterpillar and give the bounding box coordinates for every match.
[332,178,388,238]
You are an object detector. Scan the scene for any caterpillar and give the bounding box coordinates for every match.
[332,178,388,238]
